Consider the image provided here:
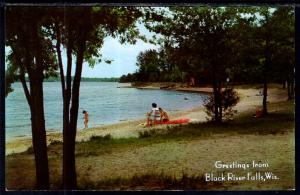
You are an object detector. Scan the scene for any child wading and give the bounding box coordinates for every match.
[82,110,89,129]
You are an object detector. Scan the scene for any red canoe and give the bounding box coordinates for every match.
[154,118,190,125]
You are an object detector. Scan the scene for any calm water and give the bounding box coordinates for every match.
[6,82,207,141]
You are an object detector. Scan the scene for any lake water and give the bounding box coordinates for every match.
[6,82,208,141]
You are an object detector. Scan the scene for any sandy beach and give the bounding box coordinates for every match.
[5,85,288,155]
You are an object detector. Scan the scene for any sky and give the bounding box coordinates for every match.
[5,23,159,78]
[73,37,157,78]
[62,23,159,78]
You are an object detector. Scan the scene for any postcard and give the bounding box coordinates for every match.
[4,5,295,190]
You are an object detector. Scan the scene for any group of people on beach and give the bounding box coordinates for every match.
[81,103,169,129]
[146,103,169,126]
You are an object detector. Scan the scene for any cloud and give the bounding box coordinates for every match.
[82,29,159,78]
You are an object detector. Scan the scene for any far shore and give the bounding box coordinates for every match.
[6,84,288,155]
[118,82,213,93]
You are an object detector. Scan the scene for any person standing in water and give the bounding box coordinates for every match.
[82,110,89,129]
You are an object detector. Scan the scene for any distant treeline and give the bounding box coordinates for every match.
[24,76,120,82]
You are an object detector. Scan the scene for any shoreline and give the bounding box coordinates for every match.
[6,104,206,155]
[5,84,288,155]
[121,82,213,94]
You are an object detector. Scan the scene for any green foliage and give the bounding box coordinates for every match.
[89,134,112,142]
[26,146,34,155]
[204,87,240,122]
[128,7,294,87]
[49,140,63,146]
[119,73,138,83]
[122,46,186,83]
[135,49,161,82]
[141,7,257,121]
[78,172,221,190]
[126,6,294,119]
[138,130,151,138]
[5,7,58,96]
[5,68,17,96]
[138,129,158,138]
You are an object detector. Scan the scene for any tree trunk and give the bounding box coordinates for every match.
[55,22,65,96]
[63,123,76,189]
[20,73,49,189]
[63,38,74,189]
[282,81,286,89]
[263,15,270,116]
[63,26,87,189]
[262,51,268,115]
[289,77,295,99]
[218,85,223,121]
[21,20,50,189]
[69,46,85,189]
[212,75,219,122]
[29,78,49,189]
[54,23,76,189]
[291,79,294,99]
[262,78,268,115]
[287,79,291,100]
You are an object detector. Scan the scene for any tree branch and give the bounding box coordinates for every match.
[70,30,87,138]
[55,21,66,98]
[19,67,31,107]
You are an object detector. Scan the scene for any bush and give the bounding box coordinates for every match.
[138,129,157,138]
[26,146,34,154]
[204,87,240,122]
[89,134,112,142]
[49,140,63,146]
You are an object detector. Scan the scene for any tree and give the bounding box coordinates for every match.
[157,41,188,82]
[51,7,143,189]
[204,87,240,121]
[6,6,144,189]
[257,8,273,115]
[127,39,188,83]
[5,7,58,189]
[269,7,295,99]
[145,7,254,122]
[249,7,294,114]
[120,73,138,82]
[136,49,161,81]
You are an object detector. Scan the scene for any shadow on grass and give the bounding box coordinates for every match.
[137,113,294,142]
[158,100,294,138]
[78,172,223,190]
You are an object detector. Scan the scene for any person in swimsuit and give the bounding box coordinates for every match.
[159,107,169,122]
[82,110,89,129]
